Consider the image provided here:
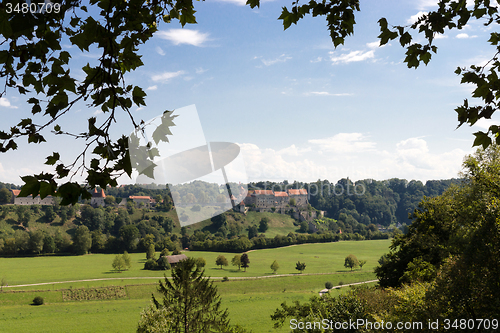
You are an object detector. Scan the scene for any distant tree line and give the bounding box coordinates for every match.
[253,178,460,227]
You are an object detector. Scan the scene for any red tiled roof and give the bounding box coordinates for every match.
[253,190,274,196]
[92,188,106,198]
[129,196,151,200]
[11,189,21,196]
[287,189,308,195]
[274,191,289,197]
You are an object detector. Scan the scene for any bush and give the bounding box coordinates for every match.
[222,276,229,282]
[157,256,171,270]
[144,259,158,270]
[325,282,333,290]
[32,296,44,305]
[196,257,206,268]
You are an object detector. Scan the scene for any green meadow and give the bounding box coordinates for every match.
[0,239,389,332]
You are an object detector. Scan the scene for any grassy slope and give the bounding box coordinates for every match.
[0,240,389,332]
[2,240,389,286]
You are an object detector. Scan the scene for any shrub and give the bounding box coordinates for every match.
[222,276,229,282]
[325,282,333,290]
[32,296,44,305]
[196,257,206,268]
[157,256,171,270]
[144,259,158,270]
[160,248,169,257]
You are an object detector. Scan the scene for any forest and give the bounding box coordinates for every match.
[0,175,457,257]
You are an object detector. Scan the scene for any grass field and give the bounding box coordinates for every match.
[0,240,390,332]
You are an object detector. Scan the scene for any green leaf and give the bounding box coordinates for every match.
[57,182,82,206]
[278,7,294,30]
[45,152,60,165]
[19,176,40,198]
[246,0,260,9]
[473,131,492,149]
[56,164,70,178]
[39,181,56,199]
[132,86,147,106]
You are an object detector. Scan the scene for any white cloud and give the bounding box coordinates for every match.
[310,56,323,63]
[434,33,448,39]
[93,109,103,115]
[391,137,467,177]
[238,137,469,184]
[416,0,438,10]
[195,67,208,74]
[329,50,375,64]
[146,85,158,91]
[474,118,500,130]
[0,97,18,109]
[213,0,247,5]
[157,29,210,46]
[308,133,376,154]
[156,46,165,56]
[261,54,292,66]
[366,41,381,49]
[277,144,311,156]
[151,70,185,83]
[306,92,353,97]
[213,0,276,5]
[407,11,427,24]
[239,143,328,182]
[456,33,477,39]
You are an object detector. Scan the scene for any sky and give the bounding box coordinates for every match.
[1,0,498,186]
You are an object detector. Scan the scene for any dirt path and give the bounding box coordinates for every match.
[4,274,378,289]
[318,279,379,295]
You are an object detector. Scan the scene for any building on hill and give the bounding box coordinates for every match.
[287,189,308,206]
[10,189,55,205]
[91,188,106,207]
[129,195,154,207]
[244,188,308,210]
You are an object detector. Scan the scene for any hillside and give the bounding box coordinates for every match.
[0,177,460,256]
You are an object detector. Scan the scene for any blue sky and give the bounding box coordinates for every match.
[1,0,498,185]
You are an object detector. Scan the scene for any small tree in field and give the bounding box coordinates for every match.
[271,260,280,274]
[113,252,132,272]
[240,253,250,272]
[196,257,206,268]
[344,254,359,271]
[112,255,126,272]
[146,244,156,260]
[325,281,333,290]
[123,251,132,270]
[359,260,367,270]
[295,261,306,273]
[32,296,44,305]
[231,255,242,270]
[216,255,228,269]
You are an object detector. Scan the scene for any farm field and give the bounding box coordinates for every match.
[0,240,389,332]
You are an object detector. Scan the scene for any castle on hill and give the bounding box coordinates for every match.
[243,188,308,209]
